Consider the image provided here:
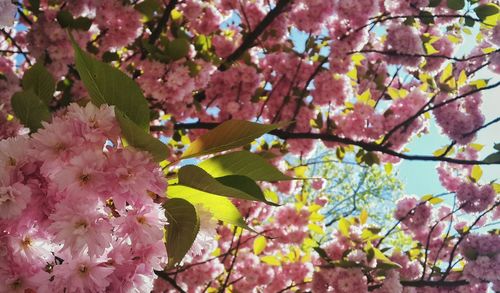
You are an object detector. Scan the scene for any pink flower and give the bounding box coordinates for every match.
[0,182,31,220]
[49,253,114,293]
[114,204,166,247]
[49,198,112,257]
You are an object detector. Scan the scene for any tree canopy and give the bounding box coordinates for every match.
[0,0,499,292]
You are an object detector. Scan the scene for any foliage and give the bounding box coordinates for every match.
[0,0,499,292]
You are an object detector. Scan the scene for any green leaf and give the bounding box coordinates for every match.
[181,120,286,159]
[72,17,92,31]
[419,11,434,24]
[216,175,278,206]
[167,185,249,229]
[177,165,276,204]
[165,38,190,61]
[115,109,169,162]
[11,90,51,132]
[28,0,40,12]
[102,52,120,63]
[253,235,267,255]
[366,242,402,269]
[494,143,500,151]
[71,36,150,130]
[428,0,442,7]
[474,4,499,20]
[197,151,291,181]
[22,62,55,105]
[447,0,465,10]
[56,10,74,28]
[163,198,200,268]
[135,0,161,19]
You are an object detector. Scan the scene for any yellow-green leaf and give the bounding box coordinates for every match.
[115,109,169,162]
[338,217,351,238]
[177,165,276,204]
[360,209,368,225]
[197,150,291,181]
[182,120,285,159]
[261,255,281,266]
[471,165,483,182]
[253,235,267,255]
[167,185,250,229]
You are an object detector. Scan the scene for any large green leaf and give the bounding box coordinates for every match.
[11,90,51,132]
[167,185,249,228]
[447,0,464,10]
[197,151,291,181]
[216,175,278,206]
[163,198,200,268]
[181,120,286,159]
[21,62,55,105]
[474,4,499,20]
[483,152,500,163]
[177,165,275,204]
[115,109,169,162]
[70,36,150,130]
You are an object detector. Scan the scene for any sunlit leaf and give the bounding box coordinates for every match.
[471,165,483,182]
[177,165,276,204]
[261,255,280,266]
[197,151,291,181]
[253,235,267,255]
[115,109,169,162]
[338,217,351,238]
[167,185,249,229]
[182,120,286,159]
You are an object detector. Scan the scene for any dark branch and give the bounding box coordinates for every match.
[167,122,500,165]
[148,0,179,44]
[219,0,292,71]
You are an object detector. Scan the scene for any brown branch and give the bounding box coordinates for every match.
[351,49,498,62]
[154,270,187,293]
[1,29,32,65]
[369,279,470,291]
[148,0,179,44]
[382,80,500,146]
[219,0,292,71]
[167,122,500,165]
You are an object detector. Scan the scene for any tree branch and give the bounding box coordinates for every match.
[148,0,179,44]
[166,122,500,165]
[219,0,292,71]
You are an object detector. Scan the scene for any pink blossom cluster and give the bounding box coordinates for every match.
[437,146,478,192]
[434,91,484,145]
[385,24,425,68]
[93,0,142,51]
[0,0,16,27]
[0,103,168,292]
[26,11,89,78]
[455,182,496,213]
[394,196,432,232]
[312,267,368,293]
[0,57,22,139]
[205,64,261,120]
[460,234,500,286]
